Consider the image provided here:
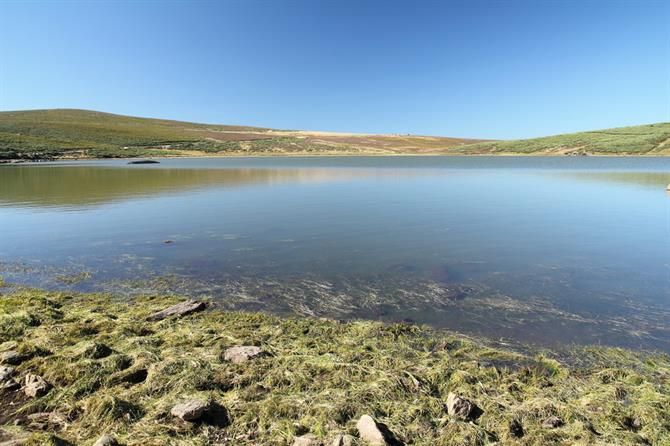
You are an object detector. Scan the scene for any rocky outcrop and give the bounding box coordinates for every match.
[24,374,51,397]
[223,346,266,363]
[446,392,481,421]
[146,300,206,321]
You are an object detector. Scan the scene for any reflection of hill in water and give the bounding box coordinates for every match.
[0,166,418,209]
[559,171,670,190]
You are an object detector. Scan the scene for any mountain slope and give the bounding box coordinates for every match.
[450,123,670,156]
[0,109,484,160]
[0,109,668,159]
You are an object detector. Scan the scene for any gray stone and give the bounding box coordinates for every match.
[170,399,211,421]
[446,392,480,420]
[332,434,355,446]
[223,346,265,363]
[356,415,387,446]
[92,435,119,446]
[541,415,564,429]
[293,434,321,446]
[24,374,51,398]
[146,300,206,321]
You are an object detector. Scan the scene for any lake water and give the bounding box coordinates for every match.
[1,156,669,351]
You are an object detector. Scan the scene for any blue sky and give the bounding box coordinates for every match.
[0,1,668,139]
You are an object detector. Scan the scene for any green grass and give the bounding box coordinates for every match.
[0,109,269,160]
[2,109,668,160]
[454,123,670,155]
[1,287,668,445]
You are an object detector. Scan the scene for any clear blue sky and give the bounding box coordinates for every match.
[0,0,668,139]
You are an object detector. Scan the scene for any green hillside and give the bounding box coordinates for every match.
[0,109,480,160]
[1,109,668,159]
[452,123,670,156]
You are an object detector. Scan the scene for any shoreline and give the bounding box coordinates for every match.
[0,286,668,445]
[3,151,670,164]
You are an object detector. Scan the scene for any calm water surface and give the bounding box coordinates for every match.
[1,156,669,351]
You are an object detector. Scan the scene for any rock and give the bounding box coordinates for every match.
[332,434,355,446]
[0,365,15,382]
[93,435,119,446]
[541,415,564,429]
[223,346,266,363]
[293,434,321,446]
[1,351,28,365]
[146,300,206,321]
[356,415,388,446]
[24,374,52,397]
[170,399,212,421]
[81,343,113,359]
[446,392,481,421]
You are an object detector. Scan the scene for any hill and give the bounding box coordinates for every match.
[450,123,670,156]
[0,109,484,160]
[0,109,668,159]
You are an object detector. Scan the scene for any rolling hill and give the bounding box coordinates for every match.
[0,109,668,159]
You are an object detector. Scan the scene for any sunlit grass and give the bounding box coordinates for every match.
[0,287,668,445]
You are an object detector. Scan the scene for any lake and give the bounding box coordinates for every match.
[1,156,669,351]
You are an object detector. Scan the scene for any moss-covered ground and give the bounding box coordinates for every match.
[0,286,668,445]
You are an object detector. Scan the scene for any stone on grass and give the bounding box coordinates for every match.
[446,392,481,421]
[223,346,265,363]
[146,300,206,321]
[93,435,119,446]
[332,434,355,446]
[541,415,564,429]
[1,351,27,365]
[170,399,212,422]
[24,374,51,397]
[293,433,321,446]
[356,415,388,446]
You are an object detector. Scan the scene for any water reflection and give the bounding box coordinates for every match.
[0,165,429,209]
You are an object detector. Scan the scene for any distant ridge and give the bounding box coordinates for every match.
[0,109,668,160]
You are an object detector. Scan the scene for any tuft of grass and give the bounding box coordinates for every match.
[0,287,668,445]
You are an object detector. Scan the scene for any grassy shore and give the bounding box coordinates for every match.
[2,109,669,160]
[0,286,668,445]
